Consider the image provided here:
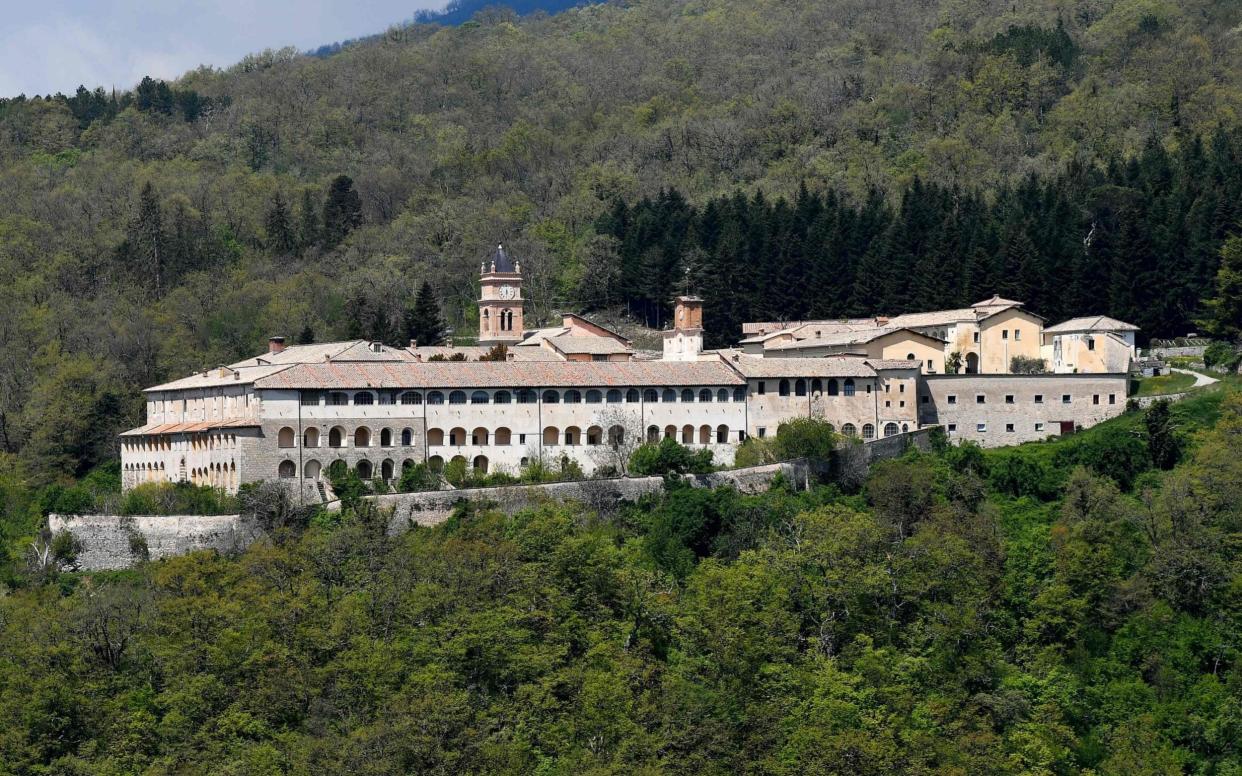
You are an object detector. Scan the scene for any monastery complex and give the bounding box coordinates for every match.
[120,247,1137,495]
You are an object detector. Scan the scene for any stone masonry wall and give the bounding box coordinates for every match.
[56,428,937,570]
[48,513,256,571]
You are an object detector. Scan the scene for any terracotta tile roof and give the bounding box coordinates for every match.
[547,335,632,355]
[253,360,745,390]
[144,364,294,392]
[406,346,563,362]
[765,326,943,350]
[723,353,877,378]
[971,294,1024,308]
[121,419,259,436]
[1044,315,1140,333]
[864,358,924,370]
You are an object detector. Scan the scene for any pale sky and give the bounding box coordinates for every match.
[0,1,443,97]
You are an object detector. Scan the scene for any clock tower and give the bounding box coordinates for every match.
[478,244,524,345]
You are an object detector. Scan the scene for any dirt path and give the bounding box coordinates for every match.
[1171,367,1218,388]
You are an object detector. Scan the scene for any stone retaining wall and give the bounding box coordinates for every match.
[48,513,254,571]
[53,427,937,570]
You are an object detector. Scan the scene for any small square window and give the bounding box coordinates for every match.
[977,423,987,433]
[1005,423,1015,433]
[885,384,891,393]
[1108,394,1116,405]
[927,359,933,370]
[947,395,957,405]
[519,434,527,444]
[1092,394,1100,405]
[921,395,930,404]
[899,400,905,408]
[885,400,891,408]
[1034,394,1043,404]
[973,332,980,343]
[1002,329,1009,340]
[947,423,957,433]
[1014,330,1021,341]
[1087,338,1096,351]
[1062,394,1072,404]
[1035,423,1044,432]
[1005,394,1015,404]
[757,427,766,438]
[976,395,986,404]
[899,384,905,393]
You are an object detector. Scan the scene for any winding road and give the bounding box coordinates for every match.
[1170,367,1219,388]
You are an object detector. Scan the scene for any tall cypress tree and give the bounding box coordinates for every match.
[130,182,166,297]
[406,281,447,346]
[265,192,296,255]
[322,175,363,249]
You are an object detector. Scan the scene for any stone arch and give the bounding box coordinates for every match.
[380,428,393,447]
[494,427,512,445]
[304,460,322,480]
[681,424,694,444]
[427,455,444,472]
[471,390,489,404]
[883,422,899,437]
[795,378,807,396]
[278,460,296,478]
[304,427,320,448]
[681,388,694,403]
[862,423,875,440]
[473,455,489,473]
[965,352,979,373]
[841,423,857,437]
[354,427,371,448]
[811,378,823,395]
[543,426,560,446]
[542,389,560,404]
[586,390,602,404]
[449,391,467,405]
[356,459,373,479]
[716,424,729,443]
[586,425,603,445]
[401,428,413,446]
[449,427,466,445]
[471,426,488,445]
[381,459,395,481]
[328,459,347,478]
[277,427,295,448]
[699,425,711,444]
[843,378,855,396]
[664,425,677,440]
[354,391,374,406]
[426,427,444,446]
[564,426,581,446]
[647,425,660,443]
[328,426,345,447]
[779,379,790,396]
[609,425,625,447]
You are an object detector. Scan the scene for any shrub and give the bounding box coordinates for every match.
[1011,355,1048,374]
[628,438,713,477]
[733,437,776,468]
[119,482,239,516]
[1203,341,1240,371]
[772,417,838,460]
[397,462,440,492]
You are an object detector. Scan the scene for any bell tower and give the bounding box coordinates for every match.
[662,295,705,361]
[478,244,524,345]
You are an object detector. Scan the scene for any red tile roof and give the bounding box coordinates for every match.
[253,360,745,390]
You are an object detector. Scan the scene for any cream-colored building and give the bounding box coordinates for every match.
[120,256,1135,494]
[1041,316,1139,374]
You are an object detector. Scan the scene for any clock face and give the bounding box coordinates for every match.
[498,285,516,300]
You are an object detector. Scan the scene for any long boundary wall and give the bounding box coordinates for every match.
[52,428,936,570]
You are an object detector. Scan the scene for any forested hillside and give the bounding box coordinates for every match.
[1,392,1240,773]
[2,0,1242,480]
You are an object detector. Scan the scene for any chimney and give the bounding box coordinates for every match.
[268,336,287,354]
[409,339,418,348]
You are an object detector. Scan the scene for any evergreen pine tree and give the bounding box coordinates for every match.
[1198,236,1242,342]
[406,281,447,346]
[322,175,362,249]
[298,188,320,249]
[265,192,296,255]
[131,182,166,297]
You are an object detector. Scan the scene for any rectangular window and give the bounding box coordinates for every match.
[885,400,891,408]
[947,394,957,405]
[1005,423,1015,433]
[757,381,766,395]
[1015,329,1021,341]
[1093,394,1100,405]
[300,392,321,407]
[1034,394,1043,404]
[899,400,905,408]
[977,423,987,433]
[592,354,608,362]
[947,423,957,433]
[757,427,767,438]
[1002,329,1009,340]
[1062,394,1072,404]
[1109,394,1116,405]
[1005,395,1015,404]
[973,332,980,343]
[1087,338,1096,351]
[976,395,985,404]
[519,434,526,444]
[1035,423,1044,432]
[899,384,905,393]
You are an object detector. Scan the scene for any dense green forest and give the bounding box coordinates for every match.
[1,390,1239,774]
[2,0,1242,482]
